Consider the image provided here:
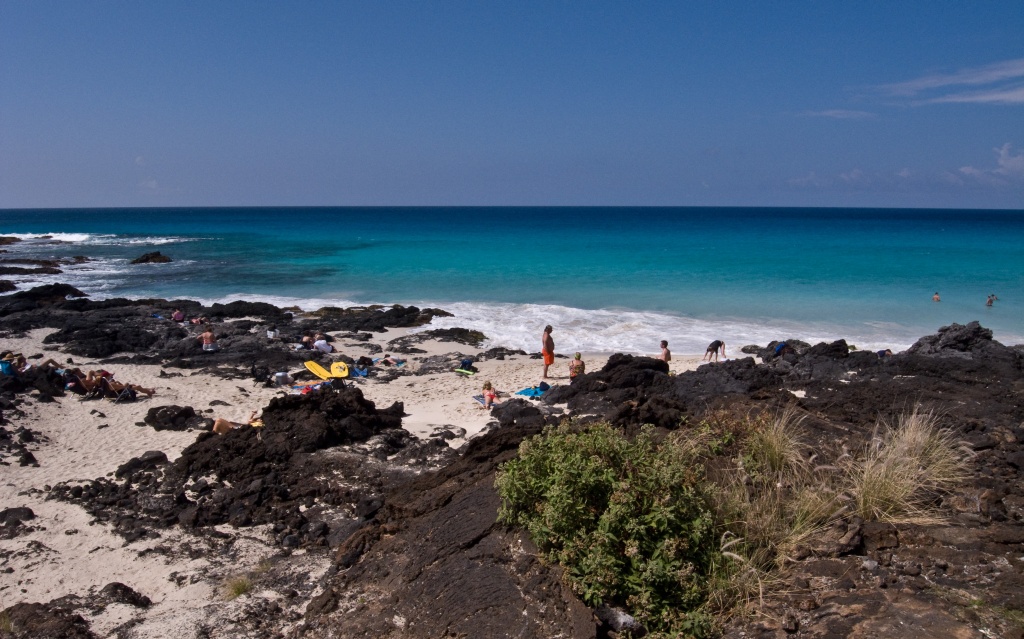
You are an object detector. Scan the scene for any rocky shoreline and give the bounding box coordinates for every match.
[2,282,1023,638]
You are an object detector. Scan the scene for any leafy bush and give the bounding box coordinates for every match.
[496,422,718,637]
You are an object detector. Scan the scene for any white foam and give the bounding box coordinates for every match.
[3,232,196,246]
[408,301,917,355]
[5,232,96,243]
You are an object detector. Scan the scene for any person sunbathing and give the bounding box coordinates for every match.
[212,410,263,435]
[481,381,499,408]
[104,378,155,398]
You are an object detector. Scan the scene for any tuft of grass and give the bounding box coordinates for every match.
[846,405,969,524]
[743,406,809,480]
[222,575,253,600]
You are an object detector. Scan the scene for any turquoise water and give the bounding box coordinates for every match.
[1,207,1021,353]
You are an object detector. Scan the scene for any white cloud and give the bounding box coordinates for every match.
[788,143,1024,192]
[959,143,1024,184]
[928,85,1024,105]
[134,156,147,166]
[839,168,866,183]
[994,142,1024,177]
[879,58,1024,95]
[801,109,876,120]
[138,179,159,191]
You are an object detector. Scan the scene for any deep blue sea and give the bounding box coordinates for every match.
[1,207,1021,354]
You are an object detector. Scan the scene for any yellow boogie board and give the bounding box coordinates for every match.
[304,361,333,380]
[330,361,349,378]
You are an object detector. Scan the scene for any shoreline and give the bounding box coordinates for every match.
[0,306,705,621]
[2,285,1022,637]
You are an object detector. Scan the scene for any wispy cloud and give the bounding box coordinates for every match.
[929,86,1024,105]
[800,109,876,120]
[875,58,1024,105]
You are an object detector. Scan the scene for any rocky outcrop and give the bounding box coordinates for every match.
[130,251,172,264]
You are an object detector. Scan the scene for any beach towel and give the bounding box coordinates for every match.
[291,381,331,394]
[455,368,476,376]
[472,394,487,406]
[351,367,368,378]
[515,386,545,397]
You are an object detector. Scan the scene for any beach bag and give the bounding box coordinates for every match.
[459,358,476,372]
[0,361,13,376]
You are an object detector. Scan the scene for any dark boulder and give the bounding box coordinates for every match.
[130,251,172,264]
[115,450,169,478]
[100,582,152,608]
[0,506,35,526]
[0,601,95,639]
[144,405,200,431]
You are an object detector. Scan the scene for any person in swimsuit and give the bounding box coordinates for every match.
[198,326,220,352]
[659,340,671,362]
[541,325,555,379]
[933,292,941,302]
[481,381,499,408]
[568,352,585,379]
[213,409,263,435]
[703,340,726,362]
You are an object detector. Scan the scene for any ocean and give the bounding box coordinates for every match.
[1,207,1021,355]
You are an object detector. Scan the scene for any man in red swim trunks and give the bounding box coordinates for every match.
[542,325,555,379]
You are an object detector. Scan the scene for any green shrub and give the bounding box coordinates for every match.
[496,422,718,637]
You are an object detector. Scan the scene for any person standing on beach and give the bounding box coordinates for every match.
[933,292,941,302]
[658,340,671,362]
[541,325,555,378]
[703,340,726,362]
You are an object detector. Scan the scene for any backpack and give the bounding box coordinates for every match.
[0,360,14,376]
[250,364,272,386]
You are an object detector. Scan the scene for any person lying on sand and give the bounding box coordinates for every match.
[212,409,263,435]
[481,381,499,408]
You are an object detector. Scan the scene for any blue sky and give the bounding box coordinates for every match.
[1,1,1022,209]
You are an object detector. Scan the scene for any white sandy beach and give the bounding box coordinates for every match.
[0,323,709,637]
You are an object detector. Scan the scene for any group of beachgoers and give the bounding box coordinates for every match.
[540,325,728,380]
[475,326,730,410]
[0,351,156,400]
[932,292,1001,306]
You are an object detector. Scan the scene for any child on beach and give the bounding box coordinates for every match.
[481,381,499,408]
